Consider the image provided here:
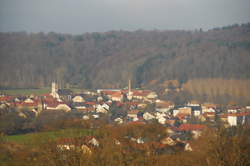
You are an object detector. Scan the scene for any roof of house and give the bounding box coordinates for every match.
[15,101,39,107]
[227,112,250,117]
[128,110,140,115]
[101,90,121,96]
[0,96,13,102]
[176,113,189,120]
[111,92,123,98]
[127,121,146,125]
[132,90,152,97]
[178,124,206,131]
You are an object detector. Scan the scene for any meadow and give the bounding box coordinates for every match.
[3,128,95,145]
[0,87,50,96]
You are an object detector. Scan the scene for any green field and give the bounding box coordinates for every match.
[0,87,86,96]
[0,87,50,96]
[4,128,95,145]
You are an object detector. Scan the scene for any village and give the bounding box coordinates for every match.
[1,81,250,154]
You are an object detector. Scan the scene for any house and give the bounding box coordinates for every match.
[24,98,34,103]
[160,137,176,146]
[0,95,13,103]
[96,103,109,113]
[87,137,99,147]
[97,96,103,102]
[55,103,71,112]
[201,103,217,113]
[166,119,176,126]
[132,90,158,100]
[82,115,90,120]
[175,113,189,123]
[110,92,124,102]
[227,112,250,126]
[202,112,216,121]
[184,143,193,151]
[143,112,155,121]
[92,114,99,119]
[128,110,140,121]
[155,100,174,113]
[227,106,240,113]
[15,99,41,110]
[56,137,96,154]
[173,109,179,117]
[219,114,228,123]
[46,101,71,112]
[137,103,147,109]
[73,102,87,110]
[0,103,8,109]
[114,117,123,124]
[187,101,200,107]
[97,89,121,100]
[178,124,206,139]
[178,107,192,115]
[58,89,72,101]
[194,110,201,116]
[165,127,177,135]
[72,95,85,103]
[158,117,166,124]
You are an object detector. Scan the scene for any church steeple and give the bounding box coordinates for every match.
[127,79,133,100]
[51,81,59,98]
[128,79,131,94]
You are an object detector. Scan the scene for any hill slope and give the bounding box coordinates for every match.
[0,24,250,89]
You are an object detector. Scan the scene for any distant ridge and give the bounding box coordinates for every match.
[0,23,250,89]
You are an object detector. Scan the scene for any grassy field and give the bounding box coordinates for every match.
[0,87,50,96]
[0,87,87,96]
[4,128,95,145]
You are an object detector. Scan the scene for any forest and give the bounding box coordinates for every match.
[0,24,250,94]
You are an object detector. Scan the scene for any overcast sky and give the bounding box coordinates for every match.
[0,0,250,34]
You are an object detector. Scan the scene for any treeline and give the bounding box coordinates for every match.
[0,23,250,89]
[182,79,250,105]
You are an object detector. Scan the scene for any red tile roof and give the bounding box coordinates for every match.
[111,92,123,98]
[176,113,189,120]
[101,90,121,96]
[15,101,39,107]
[178,124,206,131]
[127,121,146,125]
[128,110,140,115]
[219,112,250,118]
[132,90,151,97]
[0,96,13,102]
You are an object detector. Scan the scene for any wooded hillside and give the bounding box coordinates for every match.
[0,23,250,89]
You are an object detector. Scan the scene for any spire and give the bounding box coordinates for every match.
[128,79,131,93]
[51,81,59,98]
[127,79,133,100]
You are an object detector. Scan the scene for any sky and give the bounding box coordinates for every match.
[0,0,250,34]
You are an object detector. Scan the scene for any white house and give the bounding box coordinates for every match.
[194,110,201,117]
[96,103,109,113]
[72,96,85,103]
[114,118,123,124]
[143,112,155,121]
[158,117,166,124]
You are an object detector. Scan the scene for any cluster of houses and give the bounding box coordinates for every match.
[1,81,250,153]
[1,82,250,127]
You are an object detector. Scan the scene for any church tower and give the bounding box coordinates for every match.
[51,81,59,98]
[127,79,133,100]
